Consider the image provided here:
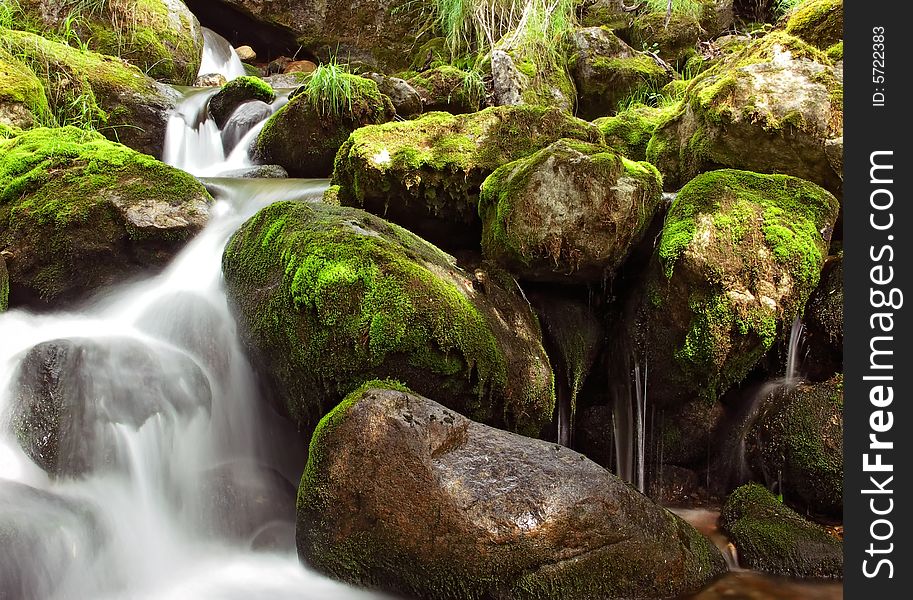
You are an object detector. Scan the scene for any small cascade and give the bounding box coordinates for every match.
[163,29,292,177]
[199,28,246,81]
[670,509,740,571]
[732,315,806,485]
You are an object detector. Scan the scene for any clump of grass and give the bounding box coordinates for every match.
[432,0,576,67]
[301,59,356,118]
[643,0,705,20]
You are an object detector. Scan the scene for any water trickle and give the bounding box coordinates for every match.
[199,28,246,82]
[612,353,648,493]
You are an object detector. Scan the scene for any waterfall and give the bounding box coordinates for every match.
[163,29,291,177]
[612,354,648,493]
[0,26,389,599]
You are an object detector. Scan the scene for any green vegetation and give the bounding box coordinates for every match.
[643,0,704,19]
[299,59,361,118]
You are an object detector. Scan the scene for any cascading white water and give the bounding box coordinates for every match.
[0,29,388,600]
[164,29,291,177]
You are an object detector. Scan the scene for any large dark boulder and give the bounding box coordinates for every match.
[10,337,212,477]
[297,384,728,599]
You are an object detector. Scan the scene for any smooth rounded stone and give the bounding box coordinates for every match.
[0,127,211,309]
[802,255,842,381]
[222,201,555,436]
[747,375,843,517]
[285,59,317,74]
[0,481,102,600]
[261,72,310,89]
[254,73,394,177]
[364,72,422,118]
[479,138,663,283]
[569,27,671,121]
[135,291,234,378]
[298,385,727,600]
[195,72,228,87]
[235,45,257,62]
[0,29,180,156]
[221,99,273,153]
[646,32,843,192]
[332,105,602,250]
[218,164,289,179]
[10,336,213,477]
[720,484,842,578]
[198,461,297,541]
[210,76,276,128]
[629,170,839,407]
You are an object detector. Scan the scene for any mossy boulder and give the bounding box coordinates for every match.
[488,45,576,113]
[332,105,603,250]
[209,76,276,128]
[631,169,839,407]
[364,72,423,118]
[570,27,672,121]
[646,32,843,192]
[406,66,482,115]
[747,375,843,517]
[297,384,727,600]
[11,336,213,477]
[720,484,842,578]
[785,0,843,50]
[595,103,680,161]
[1,29,180,156]
[802,255,842,381]
[698,0,736,39]
[254,73,394,177]
[0,127,211,309]
[657,399,725,466]
[479,138,663,283]
[0,48,52,129]
[221,201,555,436]
[16,0,204,85]
[0,253,8,312]
[624,12,701,67]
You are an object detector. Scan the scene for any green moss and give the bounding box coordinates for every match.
[720,483,842,578]
[785,0,843,50]
[223,200,554,434]
[208,75,276,126]
[0,47,53,128]
[626,11,701,66]
[595,103,678,160]
[654,169,838,400]
[0,255,8,312]
[406,65,481,114]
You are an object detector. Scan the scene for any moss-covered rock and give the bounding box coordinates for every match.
[209,76,276,128]
[747,375,843,516]
[630,169,839,407]
[570,27,672,121]
[297,384,727,600]
[406,66,482,115]
[720,484,842,578]
[254,73,394,177]
[595,103,680,161]
[0,29,180,156]
[16,0,204,85]
[698,0,736,39]
[802,254,842,380]
[785,0,843,50]
[488,45,576,113]
[657,399,725,466]
[0,127,211,309]
[364,72,423,118]
[0,48,52,129]
[222,200,555,436]
[332,105,603,250]
[624,12,701,67]
[480,138,662,283]
[646,32,843,192]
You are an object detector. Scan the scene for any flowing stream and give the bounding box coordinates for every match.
[0,29,384,600]
[0,26,842,600]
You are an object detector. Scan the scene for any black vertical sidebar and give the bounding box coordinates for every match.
[844,1,909,597]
